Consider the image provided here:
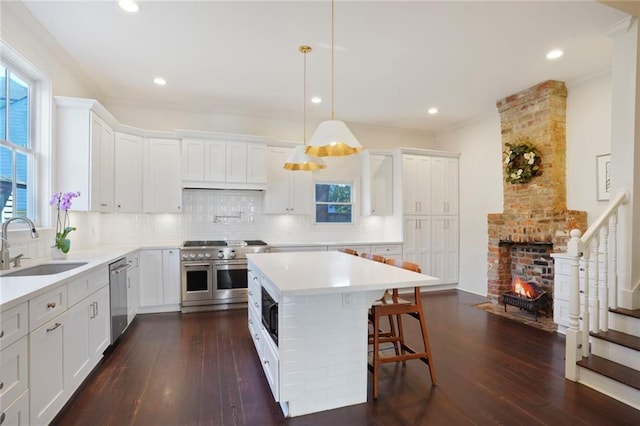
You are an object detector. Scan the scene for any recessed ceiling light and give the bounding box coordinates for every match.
[427,107,439,115]
[153,77,167,86]
[119,0,140,13]
[311,96,322,104]
[546,49,563,60]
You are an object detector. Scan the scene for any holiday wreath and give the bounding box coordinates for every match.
[503,139,542,184]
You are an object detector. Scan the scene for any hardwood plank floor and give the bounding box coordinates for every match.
[52,290,639,425]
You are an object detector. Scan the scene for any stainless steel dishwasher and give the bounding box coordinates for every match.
[109,257,130,344]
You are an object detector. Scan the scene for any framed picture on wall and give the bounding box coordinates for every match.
[596,154,611,201]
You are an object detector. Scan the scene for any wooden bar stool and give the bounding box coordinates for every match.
[369,259,437,399]
[360,252,385,263]
[337,247,358,256]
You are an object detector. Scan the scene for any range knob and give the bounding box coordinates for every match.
[217,251,225,259]
[197,253,204,259]
[189,253,196,259]
[229,250,237,259]
[182,254,189,260]
[204,252,212,259]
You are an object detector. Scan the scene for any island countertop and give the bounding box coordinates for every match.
[246,251,439,296]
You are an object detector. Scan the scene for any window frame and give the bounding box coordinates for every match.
[313,180,356,225]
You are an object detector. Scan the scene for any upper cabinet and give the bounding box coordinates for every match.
[114,132,143,212]
[181,137,267,190]
[55,98,115,212]
[362,151,393,216]
[402,154,431,215]
[144,138,182,213]
[263,146,312,214]
[431,156,459,215]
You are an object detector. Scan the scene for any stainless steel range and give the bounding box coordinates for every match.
[180,240,269,312]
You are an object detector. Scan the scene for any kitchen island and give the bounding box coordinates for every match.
[246,251,439,417]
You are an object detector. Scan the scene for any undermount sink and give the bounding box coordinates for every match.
[2,262,88,277]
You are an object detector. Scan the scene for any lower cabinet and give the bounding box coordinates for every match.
[403,215,458,283]
[127,253,139,324]
[138,248,181,313]
[1,389,29,426]
[0,335,29,423]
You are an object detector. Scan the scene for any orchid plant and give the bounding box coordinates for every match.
[49,191,80,253]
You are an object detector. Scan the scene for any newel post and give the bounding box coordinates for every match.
[565,229,584,381]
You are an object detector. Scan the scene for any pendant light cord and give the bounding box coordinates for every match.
[331,0,335,120]
[304,47,307,143]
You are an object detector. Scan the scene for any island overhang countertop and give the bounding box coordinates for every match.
[246,251,439,297]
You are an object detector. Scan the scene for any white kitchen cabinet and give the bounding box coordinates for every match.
[64,298,92,393]
[0,301,28,350]
[0,335,28,415]
[431,216,459,284]
[264,146,313,214]
[362,152,393,216]
[138,248,181,313]
[88,286,111,360]
[127,253,139,324]
[30,312,67,426]
[144,138,182,213]
[114,132,143,212]
[0,388,29,426]
[55,97,115,212]
[181,137,266,189]
[431,157,459,215]
[403,216,432,274]
[371,244,403,262]
[402,154,431,215]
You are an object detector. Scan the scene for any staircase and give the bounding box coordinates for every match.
[564,191,640,410]
[576,308,640,409]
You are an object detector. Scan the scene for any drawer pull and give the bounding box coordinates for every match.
[47,302,57,309]
[254,333,259,341]
[0,381,3,390]
[264,360,269,366]
[0,330,4,338]
[248,291,252,296]
[254,302,259,309]
[0,412,5,425]
[249,318,253,325]
[47,322,62,333]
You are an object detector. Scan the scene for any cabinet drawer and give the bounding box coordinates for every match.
[248,316,262,359]
[261,334,279,401]
[0,302,28,350]
[248,270,261,311]
[68,266,109,306]
[0,335,28,410]
[371,244,403,256]
[29,286,67,332]
[0,388,29,426]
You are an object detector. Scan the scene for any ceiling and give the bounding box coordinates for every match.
[18,1,630,135]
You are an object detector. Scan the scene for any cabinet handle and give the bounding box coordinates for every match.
[248,290,252,296]
[0,330,4,338]
[255,333,260,341]
[254,302,259,309]
[264,360,270,366]
[0,381,3,390]
[47,302,56,309]
[46,322,62,333]
[95,301,99,317]
[0,411,5,425]
[101,203,108,207]
[249,318,253,325]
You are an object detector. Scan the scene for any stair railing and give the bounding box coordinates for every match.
[564,190,629,381]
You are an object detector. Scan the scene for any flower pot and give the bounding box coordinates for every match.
[51,246,68,260]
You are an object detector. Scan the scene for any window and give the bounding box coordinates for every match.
[315,182,353,223]
[0,61,35,221]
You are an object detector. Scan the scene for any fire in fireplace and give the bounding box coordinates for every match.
[503,276,551,321]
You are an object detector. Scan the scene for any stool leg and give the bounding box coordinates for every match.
[396,314,407,366]
[373,306,381,399]
[387,314,400,356]
[417,311,437,385]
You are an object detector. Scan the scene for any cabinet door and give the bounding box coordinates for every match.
[226,141,247,183]
[90,113,115,212]
[0,335,28,409]
[289,170,312,214]
[246,142,267,184]
[402,155,431,215]
[264,147,292,214]
[64,299,92,392]
[204,140,226,182]
[432,157,459,215]
[89,286,111,360]
[30,313,67,426]
[368,154,393,216]
[0,388,29,426]
[114,132,143,212]
[138,250,164,307]
[162,249,181,305]
[127,255,139,324]
[431,216,459,283]
[182,138,205,181]
[403,216,431,274]
[144,138,182,213]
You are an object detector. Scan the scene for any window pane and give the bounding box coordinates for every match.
[315,183,351,203]
[9,72,29,148]
[1,145,13,219]
[15,151,27,217]
[0,65,6,140]
[316,204,352,223]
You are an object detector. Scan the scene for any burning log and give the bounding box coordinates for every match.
[502,276,550,321]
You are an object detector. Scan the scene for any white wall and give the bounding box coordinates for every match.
[433,75,613,296]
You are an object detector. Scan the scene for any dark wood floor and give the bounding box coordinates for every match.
[52,290,639,426]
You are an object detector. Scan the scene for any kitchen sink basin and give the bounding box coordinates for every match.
[2,262,88,277]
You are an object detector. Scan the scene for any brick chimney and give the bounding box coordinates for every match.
[487,80,587,304]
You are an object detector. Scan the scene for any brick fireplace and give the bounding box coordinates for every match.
[487,80,587,305]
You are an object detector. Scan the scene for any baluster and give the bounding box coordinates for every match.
[582,242,591,358]
[565,229,583,381]
[593,233,600,334]
[611,211,619,309]
[601,221,610,332]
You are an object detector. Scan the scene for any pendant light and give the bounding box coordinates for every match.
[283,45,327,171]
[305,0,363,157]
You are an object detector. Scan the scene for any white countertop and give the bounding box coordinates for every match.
[246,251,438,296]
[0,244,178,310]
[267,241,402,248]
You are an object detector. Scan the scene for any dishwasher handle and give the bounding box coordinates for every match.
[112,263,132,275]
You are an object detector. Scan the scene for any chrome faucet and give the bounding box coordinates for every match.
[1,217,39,270]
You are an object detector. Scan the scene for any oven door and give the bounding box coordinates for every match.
[181,261,214,302]
[213,260,248,302]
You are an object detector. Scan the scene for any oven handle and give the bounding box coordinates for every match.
[183,263,212,267]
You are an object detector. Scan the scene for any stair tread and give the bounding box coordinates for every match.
[609,307,640,320]
[577,354,640,391]
[590,329,640,351]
